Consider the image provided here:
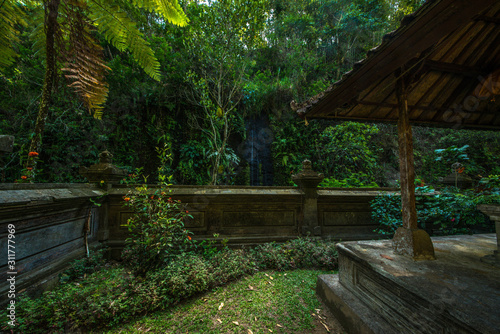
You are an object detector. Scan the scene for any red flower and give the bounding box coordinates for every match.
[26,167,33,171]
[21,175,27,180]
[187,235,192,240]
[124,197,131,202]
[186,210,189,214]
[28,151,39,157]
[451,218,456,222]
[151,196,154,199]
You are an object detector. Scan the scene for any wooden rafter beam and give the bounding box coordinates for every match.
[475,15,500,25]
[423,60,486,77]
[357,100,500,116]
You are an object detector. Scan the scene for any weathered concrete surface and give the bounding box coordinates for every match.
[0,135,14,153]
[318,234,500,334]
[0,184,105,304]
[317,274,395,334]
[392,227,436,260]
[477,204,500,267]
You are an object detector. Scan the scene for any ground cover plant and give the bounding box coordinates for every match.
[1,237,338,333]
[103,269,344,334]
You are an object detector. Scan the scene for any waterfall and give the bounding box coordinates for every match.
[242,114,273,186]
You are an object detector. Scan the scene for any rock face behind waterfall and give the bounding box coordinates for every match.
[241,114,274,186]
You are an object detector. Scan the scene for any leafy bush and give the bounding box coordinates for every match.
[59,246,108,283]
[317,122,382,183]
[478,175,500,194]
[1,237,338,333]
[371,185,497,236]
[120,144,195,276]
[320,172,379,188]
[121,183,193,276]
[251,237,338,271]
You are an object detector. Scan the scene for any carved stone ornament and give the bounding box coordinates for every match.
[292,160,324,197]
[79,150,127,184]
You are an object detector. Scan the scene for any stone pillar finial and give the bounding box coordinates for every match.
[99,150,113,164]
[79,151,126,185]
[292,160,324,236]
[292,160,324,196]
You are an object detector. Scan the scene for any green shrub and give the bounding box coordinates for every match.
[210,249,256,285]
[317,122,381,183]
[121,184,193,276]
[1,236,338,333]
[59,246,108,283]
[371,186,496,236]
[320,172,379,188]
[121,145,194,276]
[251,237,338,271]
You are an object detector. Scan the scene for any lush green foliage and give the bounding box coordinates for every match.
[320,172,379,188]
[121,145,193,276]
[371,184,499,236]
[1,0,499,188]
[121,182,193,276]
[1,236,338,333]
[1,0,440,186]
[318,121,382,182]
[59,246,108,283]
[251,237,338,271]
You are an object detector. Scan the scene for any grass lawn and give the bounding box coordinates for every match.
[104,269,345,334]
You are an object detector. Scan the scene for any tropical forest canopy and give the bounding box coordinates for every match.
[1,0,499,186]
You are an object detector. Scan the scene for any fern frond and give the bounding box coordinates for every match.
[0,0,28,72]
[61,0,109,119]
[29,7,47,61]
[131,0,189,26]
[88,0,161,81]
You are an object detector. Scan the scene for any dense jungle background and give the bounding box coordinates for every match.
[2,0,500,187]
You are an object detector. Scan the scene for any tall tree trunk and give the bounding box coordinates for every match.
[26,0,60,177]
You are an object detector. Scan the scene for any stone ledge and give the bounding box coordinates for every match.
[319,234,499,334]
[317,274,395,334]
[0,186,104,206]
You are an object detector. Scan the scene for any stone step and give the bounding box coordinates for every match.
[317,234,500,334]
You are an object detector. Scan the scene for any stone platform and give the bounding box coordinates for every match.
[317,234,500,334]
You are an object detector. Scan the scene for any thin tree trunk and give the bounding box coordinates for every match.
[26,0,60,176]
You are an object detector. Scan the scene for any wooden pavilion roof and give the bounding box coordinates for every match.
[291,0,500,130]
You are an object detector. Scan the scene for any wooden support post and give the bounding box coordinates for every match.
[392,72,435,260]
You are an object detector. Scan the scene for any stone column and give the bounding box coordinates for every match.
[292,160,324,236]
[80,151,126,244]
[477,204,500,267]
[79,150,127,187]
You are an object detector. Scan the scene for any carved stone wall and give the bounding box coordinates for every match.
[104,185,395,258]
[0,183,396,294]
[0,184,104,303]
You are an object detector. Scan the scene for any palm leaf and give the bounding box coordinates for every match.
[61,0,110,118]
[88,0,162,81]
[131,0,189,26]
[0,0,28,72]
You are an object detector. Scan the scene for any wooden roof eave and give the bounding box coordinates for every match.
[302,0,498,121]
